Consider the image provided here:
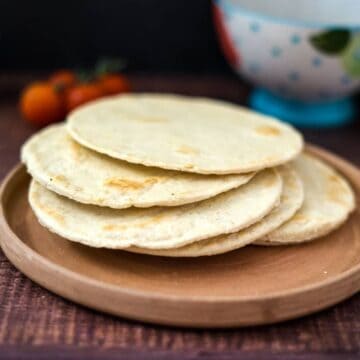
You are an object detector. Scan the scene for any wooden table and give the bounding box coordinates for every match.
[1,74,360,360]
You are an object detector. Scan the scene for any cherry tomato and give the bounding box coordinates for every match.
[20,82,65,126]
[49,70,77,89]
[65,83,103,112]
[98,74,131,95]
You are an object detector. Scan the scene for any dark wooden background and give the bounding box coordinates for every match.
[1,74,360,359]
[0,0,229,73]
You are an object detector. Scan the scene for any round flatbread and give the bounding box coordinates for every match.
[67,94,303,174]
[256,153,355,245]
[29,169,282,249]
[21,124,254,209]
[129,165,303,257]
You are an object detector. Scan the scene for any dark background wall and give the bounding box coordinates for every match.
[0,0,231,73]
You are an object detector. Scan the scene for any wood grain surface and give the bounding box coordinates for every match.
[0,74,360,359]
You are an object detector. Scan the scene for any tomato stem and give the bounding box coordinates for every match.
[95,57,127,77]
[53,83,65,93]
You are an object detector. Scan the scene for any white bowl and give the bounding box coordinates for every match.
[213,0,360,102]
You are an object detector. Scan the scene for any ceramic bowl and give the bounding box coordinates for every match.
[213,0,360,126]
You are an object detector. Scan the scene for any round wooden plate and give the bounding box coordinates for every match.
[1,145,360,328]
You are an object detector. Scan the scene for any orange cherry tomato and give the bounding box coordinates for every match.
[65,83,104,112]
[20,82,65,126]
[49,70,77,89]
[98,74,131,95]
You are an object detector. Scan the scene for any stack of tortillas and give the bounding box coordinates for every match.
[21,94,356,257]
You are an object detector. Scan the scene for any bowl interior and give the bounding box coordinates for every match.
[227,0,360,27]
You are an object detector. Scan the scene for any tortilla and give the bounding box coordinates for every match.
[21,124,254,208]
[257,153,355,245]
[67,94,303,174]
[129,165,303,256]
[29,169,282,249]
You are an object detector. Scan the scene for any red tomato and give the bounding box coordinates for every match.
[98,74,131,95]
[49,70,77,89]
[20,82,65,126]
[65,83,104,112]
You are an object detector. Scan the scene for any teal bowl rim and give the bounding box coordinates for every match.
[214,0,360,30]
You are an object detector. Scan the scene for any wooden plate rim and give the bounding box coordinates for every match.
[0,144,360,305]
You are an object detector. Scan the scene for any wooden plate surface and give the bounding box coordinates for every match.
[1,145,360,328]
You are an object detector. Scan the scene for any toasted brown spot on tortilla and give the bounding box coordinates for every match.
[328,173,342,184]
[176,145,199,155]
[326,173,348,205]
[327,186,347,205]
[291,213,308,223]
[92,197,105,205]
[104,177,160,190]
[103,214,166,231]
[102,224,121,231]
[136,214,166,228]
[69,139,85,159]
[36,202,65,224]
[256,125,281,136]
[53,174,69,184]
[287,176,298,189]
[46,209,65,223]
[265,156,277,163]
[263,174,277,187]
[184,164,194,169]
[327,192,346,205]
